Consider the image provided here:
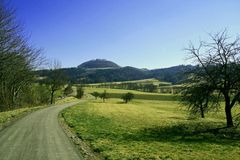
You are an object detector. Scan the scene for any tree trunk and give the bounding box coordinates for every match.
[50,90,54,104]
[225,106,233,127]
[225,96,233,127]
[200,106,205,118]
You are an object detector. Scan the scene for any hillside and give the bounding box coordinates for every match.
[150,65,194,83]
[36,60,194,84]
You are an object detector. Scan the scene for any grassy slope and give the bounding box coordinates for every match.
[62,98,240,160]
[84,87,180,101]
[84,87,161,94]
[86,78,171,86]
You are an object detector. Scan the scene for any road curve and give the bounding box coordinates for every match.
[0,102,83,160]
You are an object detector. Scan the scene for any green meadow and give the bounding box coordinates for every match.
[86,78,172,86]
[84,87,180,101]
[62,89,240,160]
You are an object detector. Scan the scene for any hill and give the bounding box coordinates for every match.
[77,59,120,69]
[150,65,194,83]
[36,60,194,84]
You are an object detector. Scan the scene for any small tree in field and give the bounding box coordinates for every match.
[181,83,219,118]
[76,86,84,99]
[91,92,100,99]
[182,30,240,127]
[99,90,108,102]
[121,92,134,103]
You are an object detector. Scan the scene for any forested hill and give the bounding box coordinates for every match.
[36,60,194,84]
[78,59,120,69]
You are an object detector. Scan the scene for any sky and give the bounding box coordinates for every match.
[9,0,240,69]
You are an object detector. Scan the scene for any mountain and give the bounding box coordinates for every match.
[80,66,149,83]
[150,65,194,84]
[77,59,120,69]
[36,59,194,84]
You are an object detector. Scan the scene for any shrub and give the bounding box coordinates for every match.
[64,84,73,96]
[121,92,134,103]
[91,92,100,99]
[76,87,84,99]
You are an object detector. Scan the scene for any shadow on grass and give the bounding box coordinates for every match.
[122,122,240,145]
[116,101,126,104]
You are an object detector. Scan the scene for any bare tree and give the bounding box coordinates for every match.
[45,60,66,104]
[182,30,240,127]
[0,2,43,110]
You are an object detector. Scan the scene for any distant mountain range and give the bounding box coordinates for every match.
[36,59,194,84]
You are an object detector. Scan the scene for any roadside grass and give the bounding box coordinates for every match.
[55,96,79,104]
[62,98,240,160]
[0,106,42,128]
[0,96,78,129]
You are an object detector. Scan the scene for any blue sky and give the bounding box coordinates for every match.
[10,0,240,69]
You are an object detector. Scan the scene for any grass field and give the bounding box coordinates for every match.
[86,78,172,86]
[84,87,180,101]
[62,97,240,160]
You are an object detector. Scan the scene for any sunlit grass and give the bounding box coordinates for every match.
[86,78,171,86]
[55,96,79,104]
[84,87,179,101]
[62,98,240,159]
[0,106,42,127]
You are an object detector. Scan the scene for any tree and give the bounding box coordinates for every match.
[183,30,240,127]
[91,92,100,99]
[181,83,219,118]
[121,92,134,103]
[76,86,84,99]
[19,84,50,106]
[143,84,157,93]
[99,90,108,102]
[45,60,66,104]
[64,84,73,96]
[0,2,42,110]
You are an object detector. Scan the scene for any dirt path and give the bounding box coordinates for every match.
[0,102,83,160]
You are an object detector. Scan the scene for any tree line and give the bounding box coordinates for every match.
[0,2,43,110]
[88,83,159,93]
[91,91,134,103]
[0,2,78,111]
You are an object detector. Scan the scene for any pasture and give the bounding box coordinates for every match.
[62,95,240,159]
[83,78,183,94]
[84,87,180,101]
[86,78,171,86]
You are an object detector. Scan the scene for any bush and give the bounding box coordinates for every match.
[91,92,100,99]
[99,90,108,102]
[64,84,73,96]
[18,84,50,107]
[76,87,84,99]
[121,92,134,103]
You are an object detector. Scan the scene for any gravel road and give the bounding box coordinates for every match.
[0,102,83,160]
